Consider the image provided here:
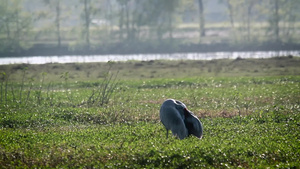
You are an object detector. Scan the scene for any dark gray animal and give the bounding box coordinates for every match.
[160,99,203,139]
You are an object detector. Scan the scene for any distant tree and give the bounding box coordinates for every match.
[164,0,174,40]
[82,0,91,49]
[0,0,32,53]
[281,0,300,42]
[236,0,260,42]
[265,0,300,43]
[131,0,162,41]
[131,0,143,41]
[103,0,114,38]
[142,0,165,41]
[220,0,261,43]
[140,0,181,44]
[271,0,280,43]
[80,0,97,50]
[218,0,240,43]
[266,0,287,43]
[115,0,180,44]
[116,0,144,42]
[43,0,62,48]
[116,0,130,41]
[244,0,255,41]
[224,0,236,29]
[198,0,205,39]
[163,0,180,41]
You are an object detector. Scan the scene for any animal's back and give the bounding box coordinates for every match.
[160,99,188,139]
[184,113,203,139]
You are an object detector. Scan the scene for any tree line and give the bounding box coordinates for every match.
[0,0,299,55]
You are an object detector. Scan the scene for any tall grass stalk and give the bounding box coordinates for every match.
[37,72,46,104]
[88,62,119,107]
[0,72,5,104]
[99,71,119,106]
[5,74,8,104]
[10,83,16,103]
[88,71,119,106]
[61,72,73,103]
[46,82,54,106]
[25,77,34,104]
[19,67,28,104]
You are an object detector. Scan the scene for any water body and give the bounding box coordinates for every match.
[0,50,299,65]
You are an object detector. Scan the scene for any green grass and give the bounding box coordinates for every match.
[0,57,300,168]
[1,116,299,168]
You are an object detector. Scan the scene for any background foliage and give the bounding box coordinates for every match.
[0,0,300,54]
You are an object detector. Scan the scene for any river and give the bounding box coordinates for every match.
[0,50,299,65]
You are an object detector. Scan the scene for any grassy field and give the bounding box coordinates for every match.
[0,56,300,168]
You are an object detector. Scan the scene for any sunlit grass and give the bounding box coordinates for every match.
[0,58,300,168]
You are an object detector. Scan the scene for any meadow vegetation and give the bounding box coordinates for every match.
[0,57,300,168]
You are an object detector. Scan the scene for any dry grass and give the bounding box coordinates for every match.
[1,56,299,83]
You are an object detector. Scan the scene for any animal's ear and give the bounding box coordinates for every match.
[175,100,182,104]
[175,100,186,108]
[174,102,184,110]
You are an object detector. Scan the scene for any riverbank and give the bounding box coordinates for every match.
[1,56,299,82]
[1,50,299,65]
[1,42,300,57]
